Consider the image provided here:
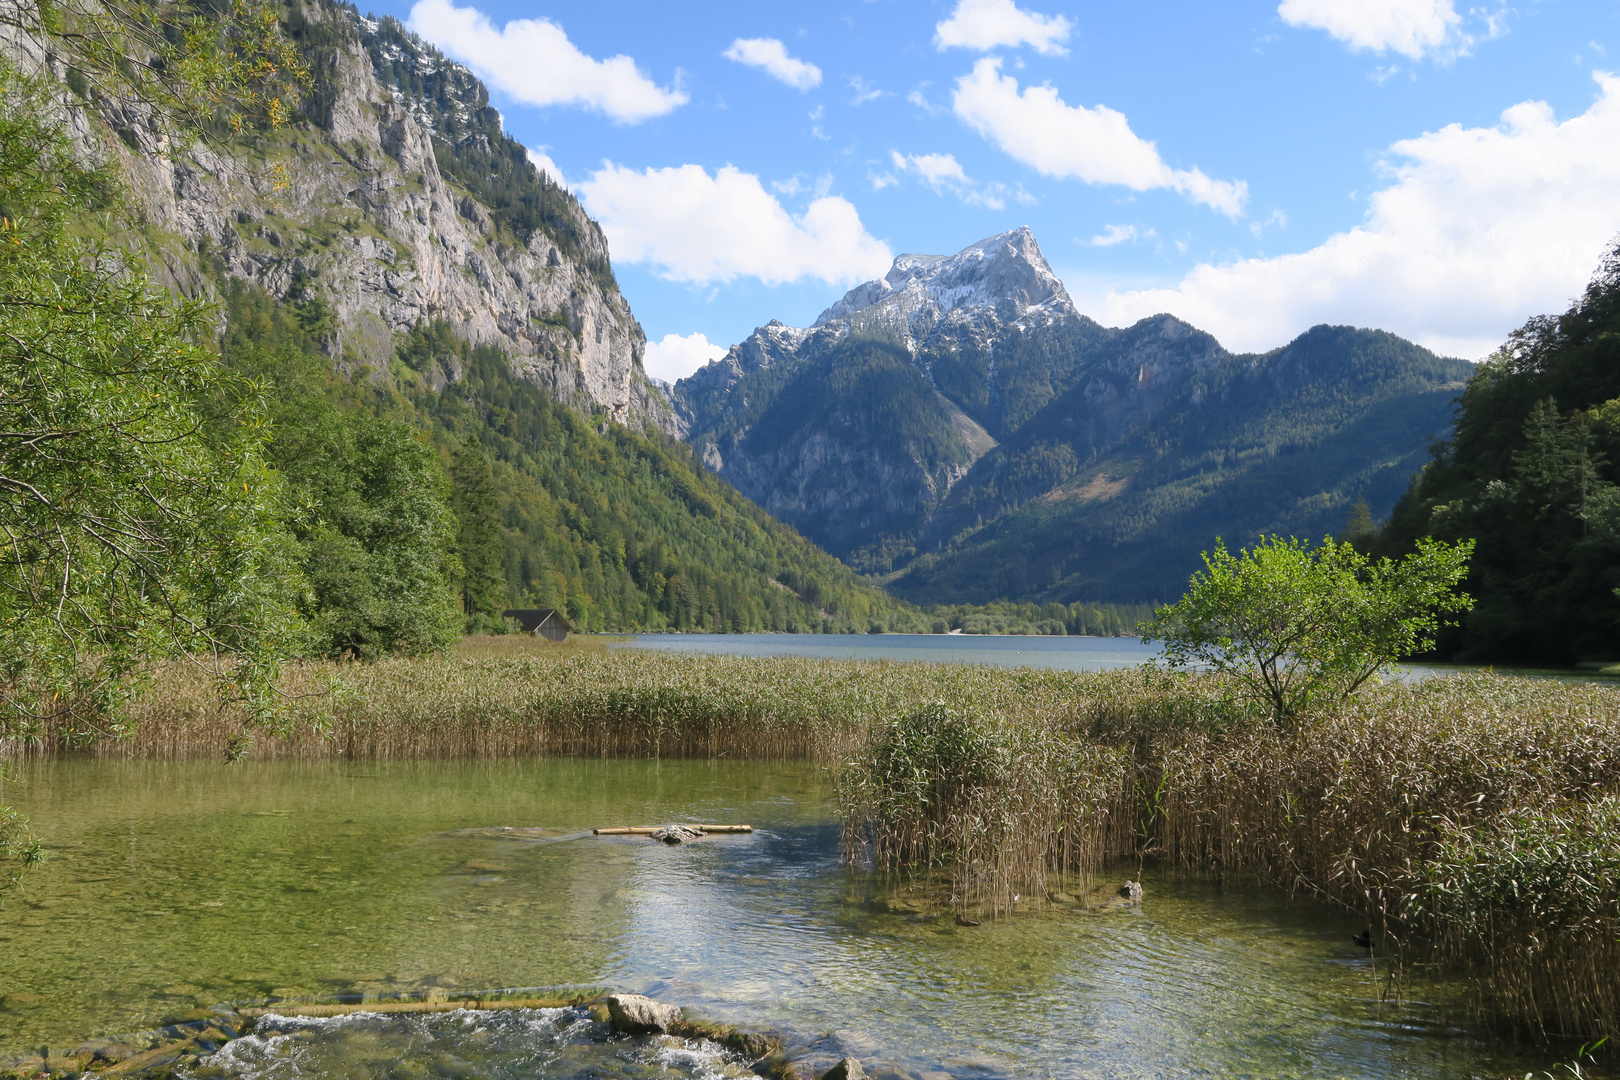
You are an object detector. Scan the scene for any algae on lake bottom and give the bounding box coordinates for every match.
[0,758,1577,1079]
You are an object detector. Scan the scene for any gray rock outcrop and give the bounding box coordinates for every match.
[605,994,682,1035]
[14,0,674,434]
[820,1058,867,1080]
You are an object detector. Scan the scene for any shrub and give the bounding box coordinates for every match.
[1143,535,1473,723]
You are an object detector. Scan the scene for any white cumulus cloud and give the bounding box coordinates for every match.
[1078,73,1620,359]
[893,151,970,190]
[951,59,1247,217]
[722,37,822,90]
[577,163,893,286]
[1278,0,1461,59]
[643,332,728,383]
[935,0,1074,56]
[406,0,686,123]
[525,148,568,188]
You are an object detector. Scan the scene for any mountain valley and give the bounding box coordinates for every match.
[673,229,1473,603]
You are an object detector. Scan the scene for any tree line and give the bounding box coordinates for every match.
[1370,240,1620,663]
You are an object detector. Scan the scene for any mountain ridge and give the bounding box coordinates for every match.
[673,228,1473,599]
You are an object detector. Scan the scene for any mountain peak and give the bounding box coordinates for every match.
[813,226,1074,330]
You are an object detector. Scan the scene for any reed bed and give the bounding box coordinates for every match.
[11,641,1200,761]
[842,671,1620,1041]
[839,703,1132,918]
[1140,674,1620,1041]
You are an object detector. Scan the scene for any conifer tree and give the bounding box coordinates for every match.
[450,439,507,624]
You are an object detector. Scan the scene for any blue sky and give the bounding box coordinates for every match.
[364,0,1620,379]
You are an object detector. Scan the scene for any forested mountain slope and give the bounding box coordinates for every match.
[674,229,1472,603]
[223,286,917,634]
[1378,242,1620,663]
[899,325,1471,603]
[15,0,930,636]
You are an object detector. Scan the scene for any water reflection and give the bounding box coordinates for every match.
[2,760,1552,1078]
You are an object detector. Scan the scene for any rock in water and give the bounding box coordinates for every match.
[605,994,681,1034]
[821,1058,867,1080]
[1119,880,1144,901]
[650,825,706,844]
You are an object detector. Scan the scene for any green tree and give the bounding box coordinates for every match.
[0,0,310,892]
[287,415,462,658]
[1,0,308,137]
[0,60,305,889]
[1339,495,1375,548]
[1,62,302,742]
[449,438,506,626]
[1380,242,1620,661]
[1143,535,1474,725]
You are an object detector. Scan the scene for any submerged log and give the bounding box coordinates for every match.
[238,997,573,1019]
[592,824,753,835]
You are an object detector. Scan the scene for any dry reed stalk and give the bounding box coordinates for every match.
[10,650,1166,761]
[842,672,1620,1042]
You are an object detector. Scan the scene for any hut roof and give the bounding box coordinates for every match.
[502,608,574,633]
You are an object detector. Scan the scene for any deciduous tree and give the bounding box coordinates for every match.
[1143,535,1473,725]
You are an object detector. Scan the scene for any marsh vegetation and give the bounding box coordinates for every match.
[11,638,1617,1044]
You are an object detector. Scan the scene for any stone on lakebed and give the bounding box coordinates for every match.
[821,1057,867,1080]
[606,994,682,1034]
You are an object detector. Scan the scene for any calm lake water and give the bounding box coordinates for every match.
[2,759,1556,1079]
[609,632,1605,684]
[611,633,1161,671]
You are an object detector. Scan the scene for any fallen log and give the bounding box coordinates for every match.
[592,825,752,835]
[238,997,574,1019]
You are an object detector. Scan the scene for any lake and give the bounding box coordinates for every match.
[1,758,1553,1079]
[610,633,1162,671]
[607,632,1608,684]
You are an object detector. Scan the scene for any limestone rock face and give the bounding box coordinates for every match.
[605,994,682,1035]
[45,0,674,433]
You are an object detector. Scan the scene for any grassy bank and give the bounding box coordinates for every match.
[9,641,1619,1042]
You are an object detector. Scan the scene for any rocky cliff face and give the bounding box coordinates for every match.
[48,0,673,432]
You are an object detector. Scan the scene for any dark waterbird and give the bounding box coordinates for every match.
[1353,930,1376,950]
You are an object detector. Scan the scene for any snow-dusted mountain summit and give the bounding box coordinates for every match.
[812,226,1075,339]
[673,226,1078,431]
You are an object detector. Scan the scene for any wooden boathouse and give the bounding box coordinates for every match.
[502,608,573,641]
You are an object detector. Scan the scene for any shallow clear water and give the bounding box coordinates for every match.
[1,759,1558,1078]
